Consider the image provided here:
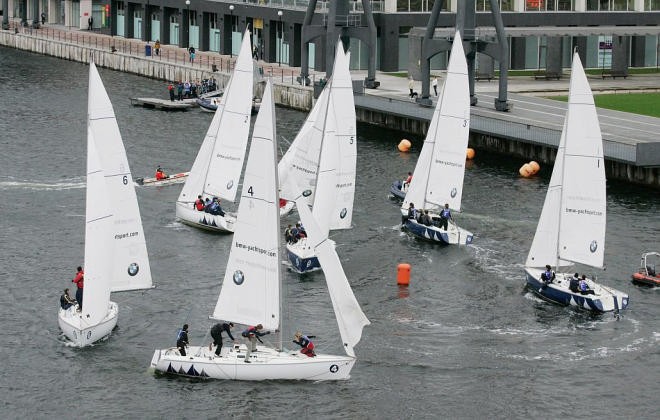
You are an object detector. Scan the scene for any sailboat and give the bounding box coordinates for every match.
[524,52,628,313]
[58,62,153,347]
[175,30,255,233]
[282,41,357,273]
[400,31,473,245]
[150,80,369,380]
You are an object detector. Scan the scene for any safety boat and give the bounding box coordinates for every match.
[389,180,407,200]
[150,80,369,381]
[631,252,660,286]
[283,40,357,273]
[399,31,473,245]
[175,29,254,233]
[58,62,153,346]
[134,171,189,186]
[524,52,628,313]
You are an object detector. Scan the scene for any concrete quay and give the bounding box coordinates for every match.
[1,22,659,186]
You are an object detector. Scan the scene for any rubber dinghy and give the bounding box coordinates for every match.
[150,80,369,380]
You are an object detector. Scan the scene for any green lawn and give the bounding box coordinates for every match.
[549,92,660,118]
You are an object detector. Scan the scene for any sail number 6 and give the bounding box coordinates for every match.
[123,176,128,185]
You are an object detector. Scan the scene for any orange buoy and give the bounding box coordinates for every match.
[519,163,533,178]
[397,263,411,286]
[398,139,412,152]
[466,148,475,160]
[529,161,540,174]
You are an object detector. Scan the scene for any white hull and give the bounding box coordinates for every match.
[58,302,119,347]
[525,267,629,312]
[176,201,235,233]
[151,344,355,381]
[135,172,189,187]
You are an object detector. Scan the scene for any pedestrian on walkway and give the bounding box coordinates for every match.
[154,40,161,56]
[41,12,46,25]
[432,76,438,96]
[88,16,94,31]
[188,46,196,64]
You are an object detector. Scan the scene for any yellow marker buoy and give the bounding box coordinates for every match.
[466,148,475,160]
[397,263,411,286]
[398,139,411,152]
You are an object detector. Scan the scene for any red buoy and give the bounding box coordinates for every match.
[397,263,411,286]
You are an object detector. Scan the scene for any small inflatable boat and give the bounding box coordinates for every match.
[631,252,660,286]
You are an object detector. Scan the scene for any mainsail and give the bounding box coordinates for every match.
[212,81,280,331]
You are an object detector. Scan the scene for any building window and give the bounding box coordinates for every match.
[587,0,634,10]
[647,0,660,11]
[477,0,514,11]
[209,12,218,29]
[526,0,575,10]
[397,0,446,12]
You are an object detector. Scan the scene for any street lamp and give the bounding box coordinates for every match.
[185,0,190,48]
[277,10,283,67]
[229,4,234,58]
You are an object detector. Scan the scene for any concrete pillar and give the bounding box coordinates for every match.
[2,0,9,29]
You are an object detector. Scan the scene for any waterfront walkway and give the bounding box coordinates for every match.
[4,20,659,183]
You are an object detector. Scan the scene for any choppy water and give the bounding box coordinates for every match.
[1,46,659,419]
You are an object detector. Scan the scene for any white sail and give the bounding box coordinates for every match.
[326,46,357,229]
[213,81,280,331]
[525,118,571,268]
[311,92,339,236]
[87,63,152,292]
[295,197,370,358]
[278,83,329,205]
[558,53,606,268]
[178,30,254,205]
[82,129,113,326]
[401,112,436,212]
[425,31,470,211]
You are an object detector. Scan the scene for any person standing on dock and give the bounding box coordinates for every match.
[188,46,196,64]
[87,16,93,31]
[168,82,175,102]
[154,40,161,56]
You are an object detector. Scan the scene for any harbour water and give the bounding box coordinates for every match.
[1,46,658,418]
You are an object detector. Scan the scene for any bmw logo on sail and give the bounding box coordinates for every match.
[590,240,598,253]
[128,263,139,276]
[233,270,245,285]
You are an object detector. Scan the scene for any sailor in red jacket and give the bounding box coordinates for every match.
[155,166,168,181]
[72,266,84,311]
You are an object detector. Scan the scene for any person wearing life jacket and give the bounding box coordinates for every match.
[194,195,205,211]
[540,264,555,285]
[284,224,293,243]
[578,275,595,295]
[176,324,189,356]
[295,222,306,239]
[402,171,413,191]
[569,273,580,293]
[439,203,453,231]
[403,202,418,224]
[155,166,168,181]
[60,288,77,310]
[72,266,84,311]
[241,324,269,363]
[293,331,316,357]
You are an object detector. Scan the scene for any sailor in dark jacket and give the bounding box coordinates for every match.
[177,324,189,356]
[210,322,235,356]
